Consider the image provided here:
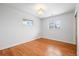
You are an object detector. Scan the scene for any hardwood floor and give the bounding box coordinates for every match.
[0,38,76,56]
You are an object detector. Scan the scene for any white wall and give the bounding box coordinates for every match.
[0,4,40,50]
[41,11,76,44]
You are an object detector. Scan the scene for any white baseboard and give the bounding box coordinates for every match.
[0,36,76,50]
[0,37,40,50]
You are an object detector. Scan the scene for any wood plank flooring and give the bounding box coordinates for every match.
[0,38,76,56]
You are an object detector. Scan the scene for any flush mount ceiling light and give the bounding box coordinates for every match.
[34,4,46,16]
[37,8,44,16]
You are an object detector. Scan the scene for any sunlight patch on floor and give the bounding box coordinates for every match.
[45,45,63,56]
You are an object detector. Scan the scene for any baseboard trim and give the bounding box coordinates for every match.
[0,37,76,50]
[0,37,41,50]
[41,37,76,46]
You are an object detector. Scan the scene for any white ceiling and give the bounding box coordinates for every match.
[2,3,76,18]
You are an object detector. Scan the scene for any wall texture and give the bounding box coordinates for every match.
[41,11,76,44]
[0,4,40,50]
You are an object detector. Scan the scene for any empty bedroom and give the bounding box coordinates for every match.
[0,3,77,56]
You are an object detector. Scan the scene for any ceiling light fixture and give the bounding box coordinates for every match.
[37,8,44,16]
[34,4,46,16]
